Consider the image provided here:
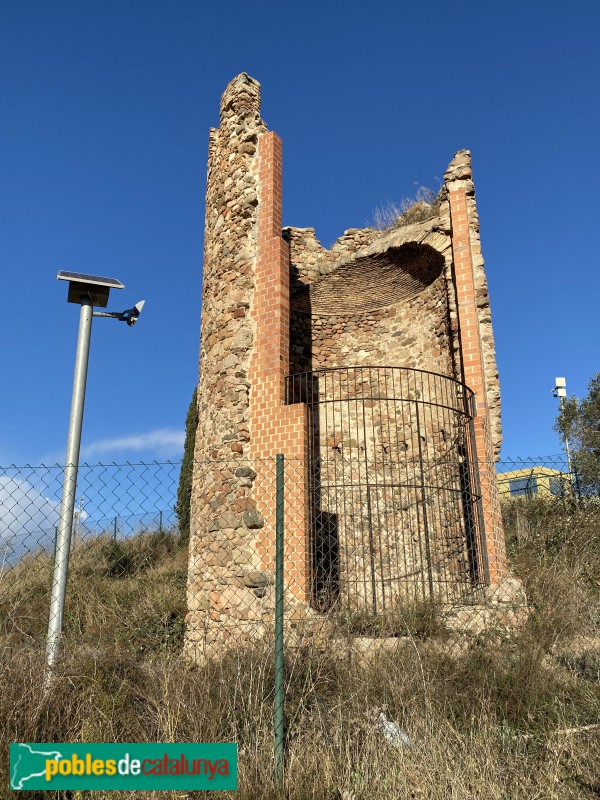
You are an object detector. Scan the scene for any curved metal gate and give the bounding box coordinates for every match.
[286,366,488,613]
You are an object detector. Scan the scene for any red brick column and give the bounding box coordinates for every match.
[249,132,310,602]
[449,187,507,584]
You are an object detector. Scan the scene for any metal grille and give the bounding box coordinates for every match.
[286,366,488,613]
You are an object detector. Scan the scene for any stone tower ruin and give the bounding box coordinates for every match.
[186,73,508,656]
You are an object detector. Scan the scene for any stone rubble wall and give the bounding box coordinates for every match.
[187,74,271,657]
[281,157,503,606]
[283,218,482,610]
[284,153,501,460]
[287,214,458,374]
[187,72,507,655]
[290,274,452,376]
[194,73,266,461]
[302,369,481,611]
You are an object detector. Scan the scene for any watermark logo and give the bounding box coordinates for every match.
[10,743,237,791]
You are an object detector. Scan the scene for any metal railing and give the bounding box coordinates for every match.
[285,366,486,610]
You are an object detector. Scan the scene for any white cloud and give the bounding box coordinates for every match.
[0,429,184,567]
[0,477,60,566]
[80,428,185,459]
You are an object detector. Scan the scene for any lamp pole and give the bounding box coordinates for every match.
[563,421,573,476]
[45,272,145,687]
[553,376,574,490]
[45,299,93,683]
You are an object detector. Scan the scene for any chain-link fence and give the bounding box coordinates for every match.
[0,454,590,659]
[0,462,183,660]
[1,454,598,796]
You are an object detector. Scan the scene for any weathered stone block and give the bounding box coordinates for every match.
[243,570,274,589]
[235,466,257,480]
[243,509,265,529]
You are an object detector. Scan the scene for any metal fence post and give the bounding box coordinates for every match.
[274,453,285,785]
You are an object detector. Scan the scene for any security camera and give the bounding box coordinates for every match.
[120,300,145,326]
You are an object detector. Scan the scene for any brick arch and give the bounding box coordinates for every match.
[294,242,445,315]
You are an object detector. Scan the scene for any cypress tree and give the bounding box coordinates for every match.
[175,387,198,540]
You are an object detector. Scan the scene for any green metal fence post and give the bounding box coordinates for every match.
[274,453,285,785]
[113,517,117,542]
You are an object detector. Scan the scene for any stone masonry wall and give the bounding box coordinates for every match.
[281,157,504,599]
[187,73,507,657]
[285,157,501,458]
[288,224,457,383]
[193,73,265,461]
[187,75,270,656]
[284,221,482,608]
[187,76,311,658]
[301,367,482,610]
[290,274,452,377]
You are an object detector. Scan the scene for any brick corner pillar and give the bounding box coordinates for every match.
[445,150,507,585]
[249,131,310,603]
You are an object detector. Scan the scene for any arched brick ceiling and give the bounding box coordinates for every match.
[292,243,445,314]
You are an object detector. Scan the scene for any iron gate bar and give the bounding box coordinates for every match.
[305,397,468,414]
[309,479,481,495]
[467,406,489,585]
[416,397,435,600]
[286,366,487,613]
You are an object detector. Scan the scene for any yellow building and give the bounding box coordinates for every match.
[497,467,571,499]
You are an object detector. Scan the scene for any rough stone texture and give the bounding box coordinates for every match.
[290,273,451,376]
[187,74,269,657]
[194,73,266,463]
[282,177,504,605]
[286,187,497,422]
[443,576,530,635]
[187,74,508,657]
[295,369,485,609]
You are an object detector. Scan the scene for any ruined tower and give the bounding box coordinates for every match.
[186,74,507,656]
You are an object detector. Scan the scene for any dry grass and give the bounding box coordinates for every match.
[372,187,440,231]
[0,529,187,655]
[1,501,599,798]
[333,594,445,640]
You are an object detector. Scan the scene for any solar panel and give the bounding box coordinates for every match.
[56,271,125,289]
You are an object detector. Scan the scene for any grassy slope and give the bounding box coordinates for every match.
[1,501,599,799]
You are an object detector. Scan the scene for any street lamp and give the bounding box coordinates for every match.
[552,376,573,480]
[45,271,145,685]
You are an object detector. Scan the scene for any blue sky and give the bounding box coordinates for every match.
[1,0,598,466]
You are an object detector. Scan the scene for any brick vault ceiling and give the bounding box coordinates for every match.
[292,243,445,314]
